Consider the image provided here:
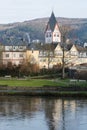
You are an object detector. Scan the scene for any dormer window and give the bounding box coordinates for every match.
[19,46,23,50]
[13,46,16,50]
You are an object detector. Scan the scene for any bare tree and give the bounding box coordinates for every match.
[38,43,55,69]
[19,58,40,76]
[0,43,4,64]
[60,25,71,79]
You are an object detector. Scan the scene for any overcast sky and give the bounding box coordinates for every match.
[0,0,87,24]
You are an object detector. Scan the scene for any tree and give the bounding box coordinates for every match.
[60,25,72,79]
[19,55,40,76]
[0,43,4,64]
[43,44,55,69]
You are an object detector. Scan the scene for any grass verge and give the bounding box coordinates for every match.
[0,78,86,87]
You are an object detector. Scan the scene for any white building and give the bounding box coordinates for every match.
[2,44,27,65]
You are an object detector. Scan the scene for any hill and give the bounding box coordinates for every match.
[0,17,87,45]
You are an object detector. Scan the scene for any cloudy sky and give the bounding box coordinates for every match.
[0,0,87,23]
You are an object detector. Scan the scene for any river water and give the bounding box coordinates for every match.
[0,96,87,130]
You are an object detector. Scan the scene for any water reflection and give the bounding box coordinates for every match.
[42,98,76,130]
[0,96,87,130]
[42,98,87,130]
[0,96,41,118]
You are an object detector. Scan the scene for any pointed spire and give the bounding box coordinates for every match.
[48,11,57,32]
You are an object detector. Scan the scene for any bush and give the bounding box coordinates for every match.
[74,71,87,80]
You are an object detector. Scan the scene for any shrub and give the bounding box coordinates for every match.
[74,71,87,80]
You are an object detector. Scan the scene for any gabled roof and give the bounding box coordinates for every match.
[46,12,58,32]
[55,43,62,51]
[68,44,87,52]
[75,45,87,52]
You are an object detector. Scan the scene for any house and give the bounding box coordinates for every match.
[45,12,61,44]
[2,43,27,65]
[26,43,64,69]
[66,44,87,66]
[38,43,63,68]
[70,44,87,58]
[75,45,87,58]
[69,44,79,58]
[26,43,39,66]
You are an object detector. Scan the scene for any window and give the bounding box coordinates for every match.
[39,51,44,56]
[46,33,51,37]
[19,54,23,57]
[13,46,16,50]
[43,59,46,62]
[49,33,51,37]
[39,59,43,62]
[5,54,9,57]
[71,51,77,56]
[55,51,63,56]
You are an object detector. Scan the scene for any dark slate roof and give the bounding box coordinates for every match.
[27,43,58,51]
[2,41,28,46]
[47,12,58,32]
[66,43,87,52]
[27,43,39,50]
[75,45,87,52]
[38,43,58,51]
[60,42,71,51]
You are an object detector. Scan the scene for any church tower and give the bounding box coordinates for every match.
[45,12,61,44]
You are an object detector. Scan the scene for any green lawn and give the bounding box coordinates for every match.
[0,79,59,87]
[0,78,87,87]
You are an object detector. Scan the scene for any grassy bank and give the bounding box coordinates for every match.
[0,78,87,87]
[0,78,86,97]
[0,79,59,87]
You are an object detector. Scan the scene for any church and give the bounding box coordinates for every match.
[45,12,61,44]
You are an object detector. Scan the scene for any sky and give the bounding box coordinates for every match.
[0,0,87,24]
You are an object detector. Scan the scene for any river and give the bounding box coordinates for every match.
[0,96,87,130]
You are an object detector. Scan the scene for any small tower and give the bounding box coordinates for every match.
[45,12,61,44]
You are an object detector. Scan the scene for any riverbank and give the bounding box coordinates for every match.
[0,78,87,97]
[0,90,87,97]
[0,78,87,87]
[0,85,87,97]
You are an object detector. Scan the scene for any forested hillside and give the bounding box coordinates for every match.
[0,17,87,45]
